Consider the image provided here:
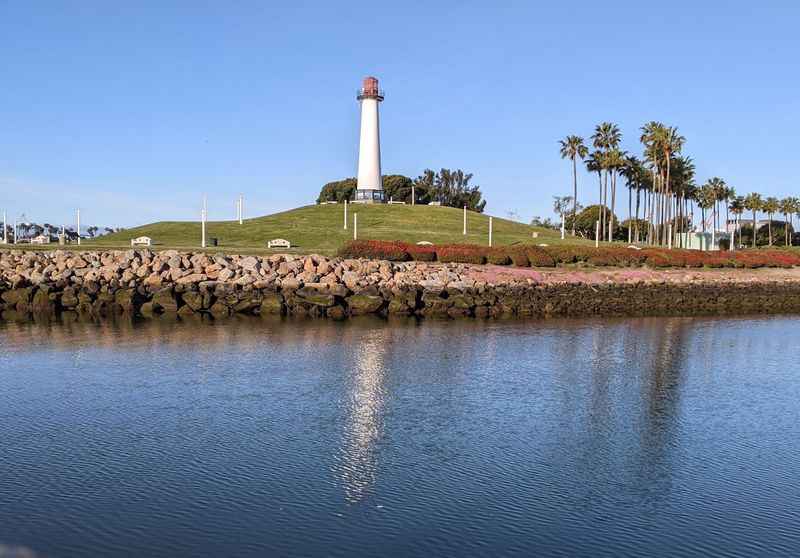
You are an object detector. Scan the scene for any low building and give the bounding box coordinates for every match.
[679,231,730,251]
[30,234,51,245]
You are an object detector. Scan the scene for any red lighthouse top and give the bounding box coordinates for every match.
[357,76,384,101]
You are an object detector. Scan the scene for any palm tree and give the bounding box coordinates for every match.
[621,155,648,243]
[744,193,763,248]
[696,185,716,250]
[763,197,779,246]
[779,198,795,246]
[559,136,588,236]
[585,151,605,239]
[730,196,745,249]
[591,122,622,241]
[605,147,626,241]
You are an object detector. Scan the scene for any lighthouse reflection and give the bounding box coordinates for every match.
[335,328,390,504]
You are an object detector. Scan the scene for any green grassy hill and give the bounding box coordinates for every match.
[88,203,589,255]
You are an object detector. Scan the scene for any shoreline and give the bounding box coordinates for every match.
[3,249,800,322]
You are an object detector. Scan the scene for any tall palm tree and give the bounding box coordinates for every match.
[621,155,648,243]
[730,196,745,249]
[585,151,605,239]
[744,193,763,248]
[605,147,626,241]
[763,197,779,246]
[591,122,622,241]
[559,136,589,236]
[779,197,795,246]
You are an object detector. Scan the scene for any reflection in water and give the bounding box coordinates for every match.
[335,331,388,503]
[2,315,800,557]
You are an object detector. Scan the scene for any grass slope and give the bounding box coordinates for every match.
[88,204,588,254]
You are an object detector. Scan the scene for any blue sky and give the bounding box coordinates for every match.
[1,1,798,228]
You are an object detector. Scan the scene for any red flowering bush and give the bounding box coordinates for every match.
[337,240,800,269]
[525,246,557,267]
[588,247,648,267]
[436,244,486,264]
[337,240,409,261]
[401,242,437,262]
[485,247,512,265]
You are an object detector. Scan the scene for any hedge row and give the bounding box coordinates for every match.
[337,240,800,269]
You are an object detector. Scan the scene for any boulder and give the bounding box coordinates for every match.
[346,294,384,315]
[181,291,206,311]
[260,293,285,315]
[152,288,178,313]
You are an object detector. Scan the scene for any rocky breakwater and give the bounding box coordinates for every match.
[2,249,800,322]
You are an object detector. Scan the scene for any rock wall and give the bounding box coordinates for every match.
[2,249,800,322]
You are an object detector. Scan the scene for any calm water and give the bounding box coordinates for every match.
[1,315,800,557]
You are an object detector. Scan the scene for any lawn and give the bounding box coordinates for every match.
[78,203,591,255]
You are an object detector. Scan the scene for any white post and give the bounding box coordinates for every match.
[201,196,207,248]
[344,199,348,230]
[77,209,81,245]
[239,194,243,225]
[488,216,493,247]
[595,220,600,248]
[13,219,17,244]
[463,205,467,235]
[353,213,358,240]
[560,213,565,240]
[411,185,415,206]
[668,223,673,250]
[2,211,5,244]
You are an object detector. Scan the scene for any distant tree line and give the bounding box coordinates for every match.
[317,168,487,213]
[559,122,800,248]
[3,221,121,243]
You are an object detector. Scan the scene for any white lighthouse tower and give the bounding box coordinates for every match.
[355,76,385,203]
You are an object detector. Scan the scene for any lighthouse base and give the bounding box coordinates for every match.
[353,189,385,203]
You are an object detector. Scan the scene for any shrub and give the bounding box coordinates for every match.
[485,248,512,265]
[587,247,646,267]
[524,246,556,267]
[509,248,530,267]
[337,240,409,261]
[402,242,437,262]
[337,239,800,270]
[436,244,486,264]
[543,246,587,264]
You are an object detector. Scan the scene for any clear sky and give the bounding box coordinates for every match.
[1,1,798,228]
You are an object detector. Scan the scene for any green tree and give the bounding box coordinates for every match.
[779,197,796,246]
[591,123,622,241]
[730,196,745,248]
[382,175,414,203]
[552,195,574,236]
[317,177,356,203]
[744,193,763,248]
[565,204,617,240]
[422,168,487,212]
[559,135,588,236]
[763,197,779,246]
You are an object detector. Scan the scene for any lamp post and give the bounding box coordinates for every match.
[353,213,358,240]
[77,209,81,245]
[463,205,467,235]
[344,199,348,230]
[488,217,493,247]
[201,196,207,248]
